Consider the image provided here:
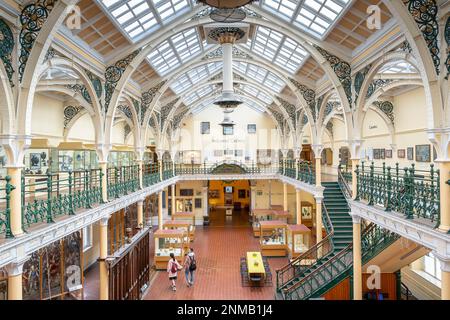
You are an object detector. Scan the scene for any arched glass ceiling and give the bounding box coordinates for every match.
[241,26,308,74]
[233,62,285,93]
[183,85,216,105]
[172,62,222,94]
[147,28,212,76]
[191,94,267,115]
[99,0,192,41]
[238,84,273,104]
[260,0,351,38]
[379,61,417,74]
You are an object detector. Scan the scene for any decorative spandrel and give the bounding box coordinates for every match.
[277,96,296,127]
[19,0,57,83]
[124,123,131,142]
[314,46,352,107]
[117,105,133,121]
[366,79,394,99]
[0,18,15,88]
[44,47,56,61]
[404,0,440,75]
[66,84,92,105]
[63,105,84,128]
[289,78,316,118]
[140,80,167,125]
[268,106,286,134]
[85,69,103,99]
[324,101,340,119]
[326,121,334,137]
[399,40,413,54]
[374,101,395,124]
[354,65,371,104]
[104,49,141,114]
[445,16,450,79]
[160,98,180,132]
[172,108,189,130]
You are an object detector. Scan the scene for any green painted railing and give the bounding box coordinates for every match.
[162,161,174,180]
[107,165,140,199]
[143,163,160,187]
[350,162,440,226]
[282,159,315,184]
[174,161,279,175]
[0,176,14,238]
[21,169,103,230]
[276,204,334,291]
[282,221,399,300]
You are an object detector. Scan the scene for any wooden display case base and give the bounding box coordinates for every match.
[261,246,287,257]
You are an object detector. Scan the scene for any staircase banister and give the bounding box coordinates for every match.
[275,200,334,275]
[337,166,352,199]
[282,222,382,298]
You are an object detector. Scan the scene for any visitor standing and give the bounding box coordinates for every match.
[167,253,182,291]
[184,248,197,287]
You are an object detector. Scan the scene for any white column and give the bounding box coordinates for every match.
[99,216,110,300]
[352,215,362,300]
[222,42,233,95]
[6,256,30,300]
[250,185,257,211]
[202,186,209,219]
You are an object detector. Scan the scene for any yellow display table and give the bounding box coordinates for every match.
[246,252,265,285]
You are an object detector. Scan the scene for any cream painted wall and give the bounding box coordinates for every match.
[31,93,65,145]
[328,87,433,172]
[175,104,285,162]
[67,113,96,142]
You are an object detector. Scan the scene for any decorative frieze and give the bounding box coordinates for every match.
[85,69,102,99]
[0,18,15,87]
[366,79,394,99]
[289,78,316,118]
[277,96,296,127]
[66,84,92,105]
[445,16,450,79]
[140,80,166,125]
[354,64,372,104]
[117,105,133,121]
[160,98,180,132]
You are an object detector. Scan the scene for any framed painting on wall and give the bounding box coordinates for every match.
[380,149,385,159]
[30,153,41,170]
[238,189,246,199]
[373,149,380,160]
[385,150,392,158]
[398,149,405,158]
[209,190,220,199]
[407,147,414,160]
[301,202,313,221]
[415,145,431,162]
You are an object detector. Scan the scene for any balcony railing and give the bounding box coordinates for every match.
[21,169,103,231]
[107,165,139,199]
[143,163,160,187]
[0,176,14,238]
[341,162,440,226]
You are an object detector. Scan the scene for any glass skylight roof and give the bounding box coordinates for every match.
[148,28,210,76]
[260,0,351,38]
[242,26,307,74]
[99,0,192,41]
[171,62,222,94]
[183,85,215,105]
[233,62,285,93]
[379,61,417,74]
[239,84,273,104]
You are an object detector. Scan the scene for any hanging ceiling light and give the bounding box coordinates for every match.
[210,8,246,23]
[197,0,256,9]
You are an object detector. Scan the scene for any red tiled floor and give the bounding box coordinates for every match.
[144,210,288,300]
[83,263,100,300]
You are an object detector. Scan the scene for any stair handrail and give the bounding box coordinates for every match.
[282,222,398,300]
[276,201,335,290]
[338,165,352,199]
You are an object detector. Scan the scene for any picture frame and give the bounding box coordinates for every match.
[373,149,380,160]
[200,122,210,134]
[385,149,392,159]
[398,149,405,159]
[208,189,220,199]
[301,202,313,221]
[238,189,246,199]
[415,145,431,162]
[247,124,256,134]
[380,149,385,159]
[407,147,414,161]
[194,198,202,209]
[30,153,41,170]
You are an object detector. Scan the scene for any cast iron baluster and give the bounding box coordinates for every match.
[68,171,74,215]
[386,166,392,212]
[85,169,92,209]
[4,176,14,238]
[355,164,360,201]
[46,173,54,223]
[404,168,413,219]
[114,167,119,198]
[368,162,374,206]
[99,169,104,204]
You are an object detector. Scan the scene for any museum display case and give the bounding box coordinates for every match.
[251,209,275,237]
[273,210,291,224]
[108,146,134,168]
[50,142,98,172]
[287,224,311,259]
[163,221,194,248]
[172,211,196,236]
[259,221,288,257]
[154,229,186,270]
[23,139,54,174]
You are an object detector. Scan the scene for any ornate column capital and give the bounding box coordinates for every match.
[156,149,166,160]
[134,147,145,162]
[99,215,111,227]
[314,195,324,204]
[434,253,450,272]
[427,128,450,162]
[6,256,30,276]
[294,147,303,159]
[347,140,364,160]
[96,143,112,163]
[0,134,32,167]
[311,144,324,159]
[280,148,289,158]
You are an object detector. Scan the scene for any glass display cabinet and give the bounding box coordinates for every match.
[172,212,196,240]
[24,139,54,174]
[50,142,98,172]
[272,210,290,224]
[259,221,288,257]
[154,229,186,270]
[108,147,134,168]
[163,221,194,249]
[251,209,275,237]
[270,205,284,211]
[287,224,311,259]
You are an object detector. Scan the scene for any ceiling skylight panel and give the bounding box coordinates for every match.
[154,0,189,23]
[262,0,297,20]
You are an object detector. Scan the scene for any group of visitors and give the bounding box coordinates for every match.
[167,248,197,292]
